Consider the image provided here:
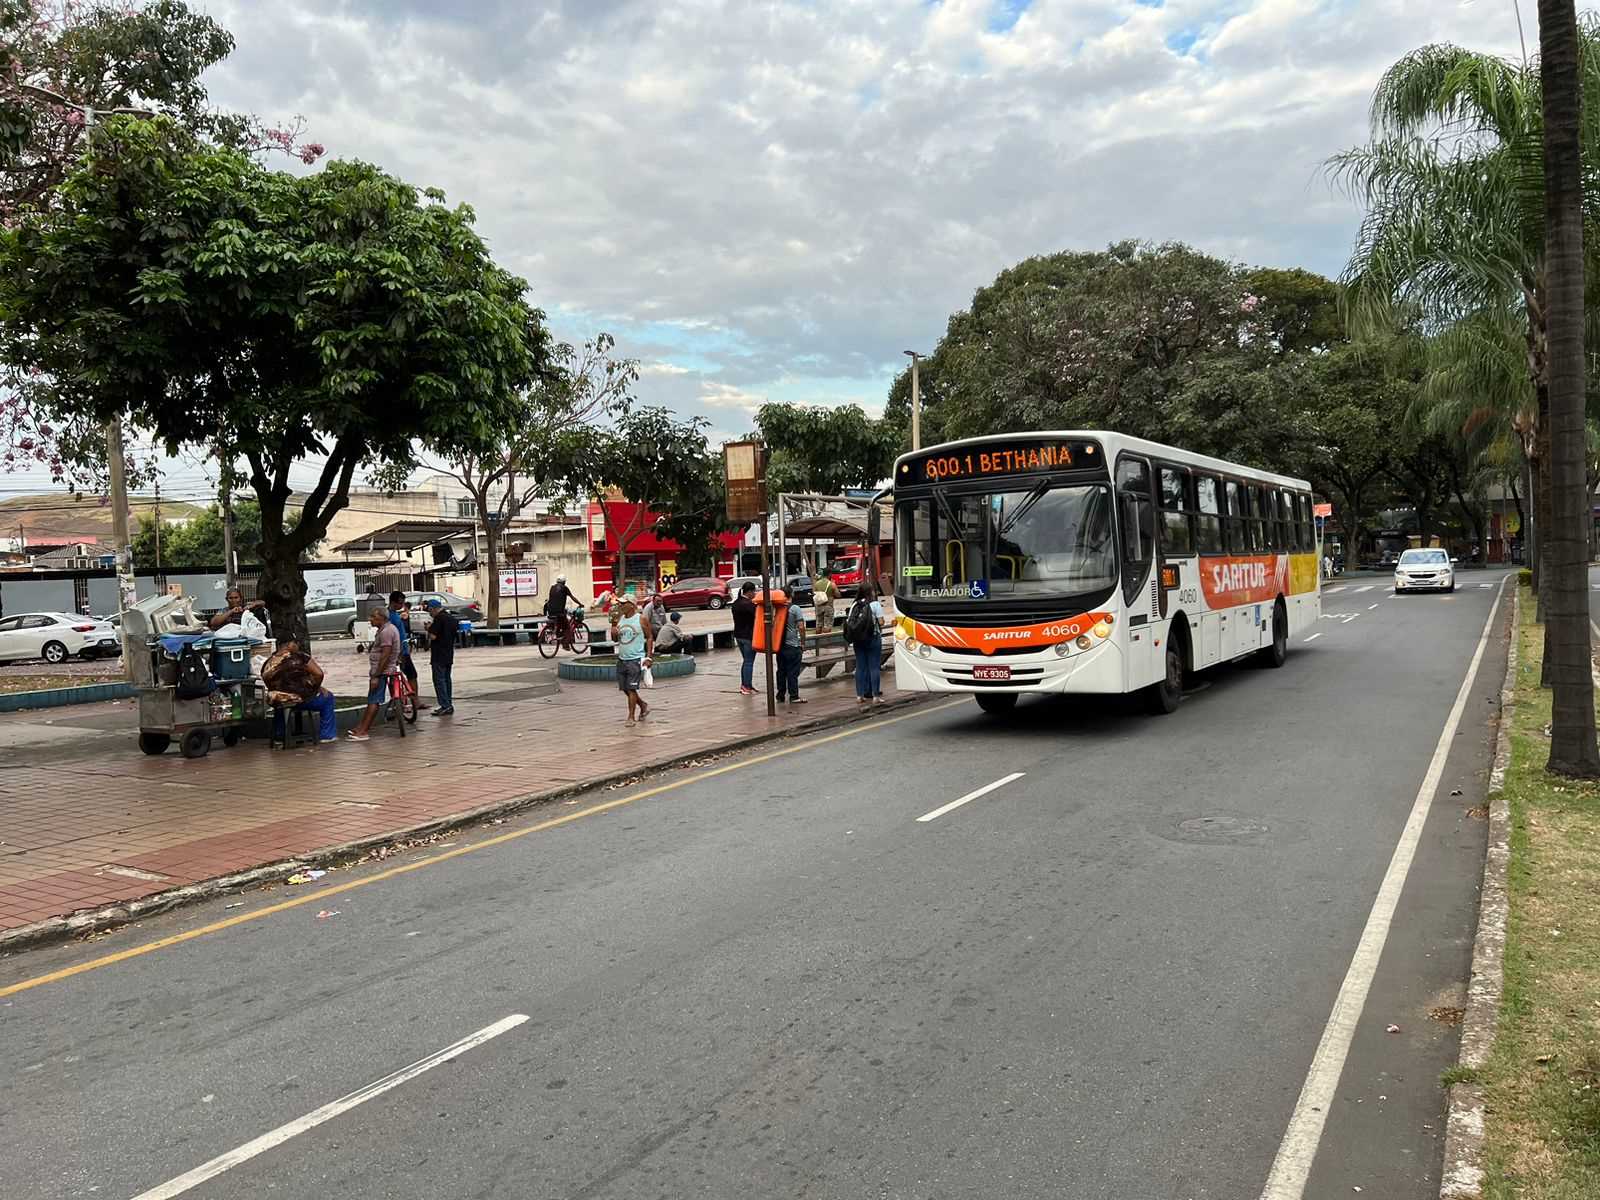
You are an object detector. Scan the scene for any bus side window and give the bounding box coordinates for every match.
[1296,494,1313,552]
[1251,487,1269,554]
[1195,474,1223,554]
[1158,466,1193,556]
[1223,480,1246,554]
[1279,491,1295,552]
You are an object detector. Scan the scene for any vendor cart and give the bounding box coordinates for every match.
[122,595,271,758]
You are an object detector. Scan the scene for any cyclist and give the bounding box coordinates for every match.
[544,574,585,649]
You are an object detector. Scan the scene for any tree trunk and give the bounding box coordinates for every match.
[1537,384,1554,684]
[1540,0,1600,775]
[480,484,501,627]
[1518,457,1533,574]
[256,529,309,648]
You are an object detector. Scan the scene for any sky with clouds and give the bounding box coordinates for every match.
[188,0,1526,464]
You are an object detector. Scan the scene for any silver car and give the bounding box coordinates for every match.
[1393,548,1457,593]
[305,593,360,637]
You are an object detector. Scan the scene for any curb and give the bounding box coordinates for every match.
[1440,586,1518,1199]
[0,690,929,957]
[0,681,135,712]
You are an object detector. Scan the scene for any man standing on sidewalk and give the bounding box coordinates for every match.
[777,590,806,708]
[349,607,400,742]
[812,568,838,634]
[425,598,458,716]
[388,590,427,712]
[732,581,758,695]
[609,595,653,726]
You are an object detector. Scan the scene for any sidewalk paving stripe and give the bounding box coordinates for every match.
[0,698,961,999]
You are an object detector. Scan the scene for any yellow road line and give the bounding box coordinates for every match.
[0,699,964,1000]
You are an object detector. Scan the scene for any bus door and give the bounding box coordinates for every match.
[1116,455,1158,688]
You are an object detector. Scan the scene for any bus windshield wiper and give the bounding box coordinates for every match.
[998,483,1050,538]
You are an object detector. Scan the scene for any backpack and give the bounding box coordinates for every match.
[842,600,874,645]
[175,644,214,700]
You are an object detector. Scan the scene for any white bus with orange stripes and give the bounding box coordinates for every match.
[880,431,1322,715]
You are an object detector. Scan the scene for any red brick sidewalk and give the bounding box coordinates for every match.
[0,646,910,941]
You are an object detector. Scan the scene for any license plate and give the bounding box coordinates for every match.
[973,665,1011,682]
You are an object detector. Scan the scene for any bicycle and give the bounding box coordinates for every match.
[382,669,419,734]
[537,606,591,659]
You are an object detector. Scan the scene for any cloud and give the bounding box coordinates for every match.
[195,0,1524,435]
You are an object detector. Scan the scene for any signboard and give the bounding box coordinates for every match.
[723,440,768,522]
[659,559,678,587]
[1312,502,1333,518]
[897,437,1101,486]
[499,568,539,597]
[304,567,357,602]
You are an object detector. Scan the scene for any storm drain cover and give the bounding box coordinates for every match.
[1165,814,1270,845]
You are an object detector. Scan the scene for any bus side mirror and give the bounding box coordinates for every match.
[867,503,881,548]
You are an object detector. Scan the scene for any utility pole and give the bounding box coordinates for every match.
[903,350,924,451]
[222,485,236,586]
[106,418,136,621]
[153,478,161,570]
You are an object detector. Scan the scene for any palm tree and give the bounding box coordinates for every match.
[1538,0,1599,776]
[1333,27,1600,574]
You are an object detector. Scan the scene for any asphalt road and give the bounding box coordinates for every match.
[0,570,1514,1200]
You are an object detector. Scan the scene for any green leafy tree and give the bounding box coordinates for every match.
[132,498,265,568]
[885,242,1324,469]
[0,119,549,644]
[421,335,637,624]
[552,407,725,592]
[754,402,898,496]
[0,0,322,489]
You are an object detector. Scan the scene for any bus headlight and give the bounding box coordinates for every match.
[904,638,919,654]
[1091,621,1111,639]
[1053,641,1072,657]
[918,642,932,658]
[1075,634,1093,650]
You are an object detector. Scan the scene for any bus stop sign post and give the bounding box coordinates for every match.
[724,441,776,717]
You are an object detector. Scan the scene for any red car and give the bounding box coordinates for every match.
[659,576,730,610]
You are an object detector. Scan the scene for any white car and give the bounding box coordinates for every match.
[1393,548,1456,594]
[0,612,121,664]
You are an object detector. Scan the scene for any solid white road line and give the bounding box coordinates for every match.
[1352,585,1374,594]
[1303,633,1323,643]
[1480,583,1493,589]
[1367,604,1379,611]
[916,772,1026,823]
[130,1014,530,1200]
[1257,575,1510,1200]
[1323,586,1344,595]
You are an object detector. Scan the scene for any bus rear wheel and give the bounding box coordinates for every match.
[975,692,1017,716]
[1145,642,1184,715]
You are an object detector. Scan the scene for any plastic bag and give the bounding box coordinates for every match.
[213,622,244,639]
[240,610,268,640]
[642,665,655,689]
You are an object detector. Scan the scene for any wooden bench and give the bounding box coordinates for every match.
[800,627,892,679]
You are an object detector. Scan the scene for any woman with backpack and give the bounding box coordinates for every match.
[844,585,883,706]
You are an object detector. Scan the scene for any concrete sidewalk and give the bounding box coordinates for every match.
[0,642,911,945]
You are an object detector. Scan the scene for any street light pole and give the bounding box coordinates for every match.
[903,350,924,451]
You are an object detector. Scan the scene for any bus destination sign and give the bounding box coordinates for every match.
[899,438,1098,485]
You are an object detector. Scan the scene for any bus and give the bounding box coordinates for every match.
[876,431,1321,715]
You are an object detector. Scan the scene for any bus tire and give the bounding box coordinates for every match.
[1145,640,1184,715]
[975,692,1018,716]
[1258,600,1288,668]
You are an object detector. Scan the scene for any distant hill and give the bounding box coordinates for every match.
[0,493,207,546]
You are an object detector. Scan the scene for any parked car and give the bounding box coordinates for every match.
[1393,548,1457,594]
[0,612,120,664]
[403,591,484,631]
[660,576,730,610]
[305,593,359,637]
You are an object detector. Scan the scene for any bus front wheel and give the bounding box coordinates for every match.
[975,692,1018,716]
[1145,642,1184,715]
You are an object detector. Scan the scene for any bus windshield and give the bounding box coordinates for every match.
[896,484,1117,601]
